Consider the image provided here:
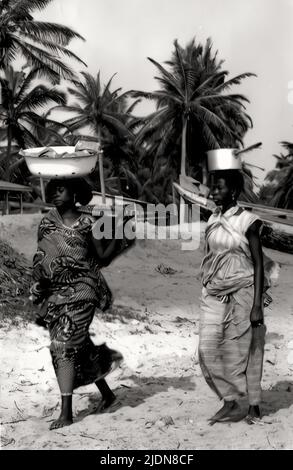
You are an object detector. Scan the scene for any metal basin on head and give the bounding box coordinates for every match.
[21,146,99,178]
[206,148,242,171]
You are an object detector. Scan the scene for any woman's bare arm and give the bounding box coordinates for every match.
[246,220,264,323]
[91,236,119,262]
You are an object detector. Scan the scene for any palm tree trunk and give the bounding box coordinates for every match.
[98,128,106,204]
[202,165,208,185]
[116,165,122,195]
[6,157,24,182]
[179,117,188,224]
[180,117,187,176]
[4,127,12,181]
[39,177,46,203]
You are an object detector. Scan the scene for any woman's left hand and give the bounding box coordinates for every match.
[250,305,264,327]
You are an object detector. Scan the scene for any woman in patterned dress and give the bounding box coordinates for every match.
[199,170,274,425]
[30,178,123,430]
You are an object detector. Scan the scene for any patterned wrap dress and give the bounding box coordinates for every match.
[31,209,123,395]
[199,205,271,405]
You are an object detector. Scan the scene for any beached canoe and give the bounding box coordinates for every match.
[173,182,293,254]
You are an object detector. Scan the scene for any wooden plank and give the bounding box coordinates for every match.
[8,200,53,211]
[39,177,46,203]
[91,191,149,207]
[0,180,32,192]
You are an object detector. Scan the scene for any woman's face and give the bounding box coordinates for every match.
[49,184,74,208]
[211,177,233,206]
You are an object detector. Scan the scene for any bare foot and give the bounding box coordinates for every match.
[49,415,73,430]
[208,401,239,425]
[245,405,261,425]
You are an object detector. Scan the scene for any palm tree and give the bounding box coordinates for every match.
[54,72,133,140]
[270,166,293,209]
[130,38,255,180]
[261,141,293,191]
[0,0,86,83]
[30,109,70,146]
[241,163,259,203]
[261,140,293,208]
[0,65,67,180]
[51,71,139,199]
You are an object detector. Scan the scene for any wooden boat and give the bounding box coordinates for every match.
[238,201,293,254]
[173,182,293,254]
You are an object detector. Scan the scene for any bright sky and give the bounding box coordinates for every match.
[35,0,293,181]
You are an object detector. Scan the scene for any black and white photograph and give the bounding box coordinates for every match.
[0,0,293,453]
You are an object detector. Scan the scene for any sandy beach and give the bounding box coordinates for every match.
[1,214,293,450]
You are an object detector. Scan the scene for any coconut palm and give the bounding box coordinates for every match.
[270,166,293,209]
[50,71,141,197]
[0,65,67,179]
[260,141,293,194]
[261,140,293,208]
[0,0,86,83]
[53,72,134,141]
[30,109,70,146]
[240,164,259,203]
[130,39,255,180]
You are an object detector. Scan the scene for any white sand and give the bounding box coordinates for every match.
[1,214,293,450]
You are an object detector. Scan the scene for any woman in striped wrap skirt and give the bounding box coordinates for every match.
[199,170,274,425]
[30,178,123,430]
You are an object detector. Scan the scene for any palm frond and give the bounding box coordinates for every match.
[47,104,83,115]
[15,67,42,103]
[173,40,188,97]
[19,20,85,46]
[214,73,257,93]
[101,113,133,139]
[134,108,175,145]
[19,33,87,66]
[11,35,76,82]
[17,121,43,147]
[147,56,185,100]
[191,103,233,135]
[201,123,221,149]
[102,73,118,99]
[16,86,66,112]
[191,71,227,99]
[8,0,53,16]
[63,116,90,131]
[126,98,142,114]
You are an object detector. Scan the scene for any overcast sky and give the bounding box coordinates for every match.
[36,0,293,181]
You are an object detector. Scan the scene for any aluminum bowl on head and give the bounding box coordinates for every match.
[21,146,99,178]
[206,149,242,171]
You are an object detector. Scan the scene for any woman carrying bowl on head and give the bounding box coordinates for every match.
[199,167,275,425]
[30,177,124,430]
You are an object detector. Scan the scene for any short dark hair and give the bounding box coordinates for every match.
[45,178,93,205]
[211,170,245,198]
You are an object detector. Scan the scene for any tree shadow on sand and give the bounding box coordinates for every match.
[74,374,195,422]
